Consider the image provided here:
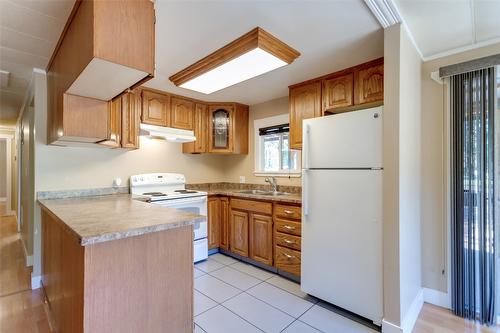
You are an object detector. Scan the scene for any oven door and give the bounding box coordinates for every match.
[152,196,208,240]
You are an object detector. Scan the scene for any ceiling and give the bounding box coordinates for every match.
[394,0,500,60]
[0,0,74,126]
[144,0,384,105]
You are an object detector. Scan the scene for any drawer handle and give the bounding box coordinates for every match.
[283,253,295,260]
[283,210,295,215]
[283,225,295,230]
[283,239,295,245]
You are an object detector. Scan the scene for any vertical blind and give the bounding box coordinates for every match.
[450,68,496,325]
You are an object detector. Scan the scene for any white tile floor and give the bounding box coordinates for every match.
[194,254,378,333]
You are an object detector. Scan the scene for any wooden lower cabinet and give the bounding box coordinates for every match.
[41,208,193,333]
[249,213,273,266]
[230,210,249,257]
[208,197,220,249]
[219,197,230,250]
[275,245,301,276]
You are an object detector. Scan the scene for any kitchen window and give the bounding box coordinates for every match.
[254,115,300,177]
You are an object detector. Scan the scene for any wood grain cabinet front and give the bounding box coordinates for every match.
[289,81,322,149]
[249,213,273,266]
[119,90,141,150]
[322,73,354,110]
[183,103,208,154]
[141,90,170,126]
[355,62,384,105]
[171,96,194,130]
[219,197,230,250]
[208,197,220,249]
[230,210,249,257]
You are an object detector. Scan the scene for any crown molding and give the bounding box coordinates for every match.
[364,0,424,60]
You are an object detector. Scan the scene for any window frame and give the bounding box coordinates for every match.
[253,114,301,178]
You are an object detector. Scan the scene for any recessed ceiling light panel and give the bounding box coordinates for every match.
[170,27,300,94]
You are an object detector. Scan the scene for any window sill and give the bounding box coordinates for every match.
[253,171,302,178]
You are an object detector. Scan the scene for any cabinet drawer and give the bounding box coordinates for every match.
[275,246,301,276]
[275,232,301,251]
[231,198,272,215]
[274,204,301,220]
[275,219,301,236]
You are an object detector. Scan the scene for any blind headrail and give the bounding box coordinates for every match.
[439,53,500,78]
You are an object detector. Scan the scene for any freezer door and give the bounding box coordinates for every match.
[301,169,383,323]
[302,107,382,169]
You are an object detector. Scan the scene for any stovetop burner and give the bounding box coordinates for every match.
[142,192,167,197]
[174,190,198,194]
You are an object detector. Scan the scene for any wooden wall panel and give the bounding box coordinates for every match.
[83,226,193,333]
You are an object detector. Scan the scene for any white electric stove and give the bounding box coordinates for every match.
[130,173,208,263]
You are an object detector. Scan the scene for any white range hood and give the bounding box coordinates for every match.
[139,123,196,143]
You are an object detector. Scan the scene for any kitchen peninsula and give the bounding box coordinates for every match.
[38,194,205,333]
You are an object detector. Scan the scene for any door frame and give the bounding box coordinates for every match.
[0,133,13,217]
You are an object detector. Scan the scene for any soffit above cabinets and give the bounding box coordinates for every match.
[144,0,383,105]
[393,0,500,60]
[0,0,75,125]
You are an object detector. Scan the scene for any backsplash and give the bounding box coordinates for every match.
[186,182,301,195]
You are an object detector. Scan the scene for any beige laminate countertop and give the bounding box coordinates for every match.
[38,194,205,246]
[204,189,302,204]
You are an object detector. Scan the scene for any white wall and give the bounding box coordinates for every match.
[383,23,422,332]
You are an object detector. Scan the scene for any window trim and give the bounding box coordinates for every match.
[253,114,301,177]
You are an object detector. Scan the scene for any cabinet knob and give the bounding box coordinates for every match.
[283,210,294,215]
[283,239,295,245]
[283,225,295,230]
[283,253,295,260]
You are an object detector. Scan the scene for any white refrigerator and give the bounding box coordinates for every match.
[301,106,383,325]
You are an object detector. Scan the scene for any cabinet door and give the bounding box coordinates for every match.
[230,210,248,257]
[141,90,170,126]
[219,197,230,250]
[183,103,207,153]
[322,72,353,111]
[289,82,321,149]
[208,197,220,249]
[121,90,141,149]
[99,96,121,147]
[171,96,194,130]
[249,213,273,266]
[356,64,384,104]
[208,105,234,153]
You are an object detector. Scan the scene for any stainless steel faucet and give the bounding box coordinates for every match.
[265,176,278,192]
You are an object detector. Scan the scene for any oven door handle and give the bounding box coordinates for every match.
[155,196,207,206]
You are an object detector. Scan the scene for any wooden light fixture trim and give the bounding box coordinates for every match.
[169,27,300,87]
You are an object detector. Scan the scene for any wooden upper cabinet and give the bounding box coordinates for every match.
[171,97,194,130]
[355,62,384,105]
[141,90,170,126]
[289,81,321,149]
[208,105,234,153]
[183,103,208,154]
[207,103,248,154]
[219,197,230,251]
[230,210,249,257]
[208,197,220,250]
[120,90,141,149]
[322,73,353,111]
[99,96,121,148]
[249,213,273,266]
[46,0,155,145]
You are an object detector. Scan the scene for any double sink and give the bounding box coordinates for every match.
[237,189,291,196]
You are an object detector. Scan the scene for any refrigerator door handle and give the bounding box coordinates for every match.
[303,123,310,170]
[302,169,309,216]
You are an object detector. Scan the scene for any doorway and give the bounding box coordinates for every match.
[0,134,13,217]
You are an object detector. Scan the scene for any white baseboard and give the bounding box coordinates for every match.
[423,287,451,309]
[402,288,424,333]
[31,274,41,289]
[382,289,424,333]
[382,319,403,333]
[21,239,34,267]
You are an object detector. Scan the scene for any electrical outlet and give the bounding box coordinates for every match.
[239,176,246,183]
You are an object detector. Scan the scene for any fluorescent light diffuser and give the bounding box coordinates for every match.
[170,27,300,94]
[180,48,287,94]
